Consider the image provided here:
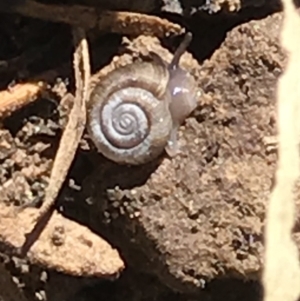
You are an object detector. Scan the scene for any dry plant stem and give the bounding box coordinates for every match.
[73,28,91,103]
[97,11,184,37]
[0,0,183,38]
[263,1,300,301]
[0,82,47,118]
[0,63,70,119]
[34,27,90,223]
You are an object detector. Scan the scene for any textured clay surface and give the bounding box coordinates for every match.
[0,6,290,301]
[77,12,284,293]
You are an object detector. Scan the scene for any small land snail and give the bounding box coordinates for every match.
[87,33,198,165]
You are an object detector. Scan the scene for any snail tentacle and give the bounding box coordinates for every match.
[165,32,198,156]
[169,32,193,71]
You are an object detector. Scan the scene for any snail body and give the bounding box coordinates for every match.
[87,33,198,165]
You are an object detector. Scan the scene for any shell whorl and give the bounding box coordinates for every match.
[87,60,173,165]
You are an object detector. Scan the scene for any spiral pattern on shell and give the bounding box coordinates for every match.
[87,60,173,165]
[100,89,151,149]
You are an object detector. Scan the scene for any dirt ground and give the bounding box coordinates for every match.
[0,1,293,301]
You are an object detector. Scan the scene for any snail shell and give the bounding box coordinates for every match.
[87,33,198,165]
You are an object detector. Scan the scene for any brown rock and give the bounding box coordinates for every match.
[0,204,124,278]
[82,12,284,293]
[0,6,287,296]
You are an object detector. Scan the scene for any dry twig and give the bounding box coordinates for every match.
[33,27,90,223]
[0,82,47,118]
[0,64,70,119]
[263,1,300,301]
[0,0,183,38]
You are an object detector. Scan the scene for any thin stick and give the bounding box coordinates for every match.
[0,61,71,119]
[0,0,183,38]
[0,82,46,118]
[33,28,90,223]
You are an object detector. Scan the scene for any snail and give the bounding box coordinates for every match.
[87,33,198,165]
